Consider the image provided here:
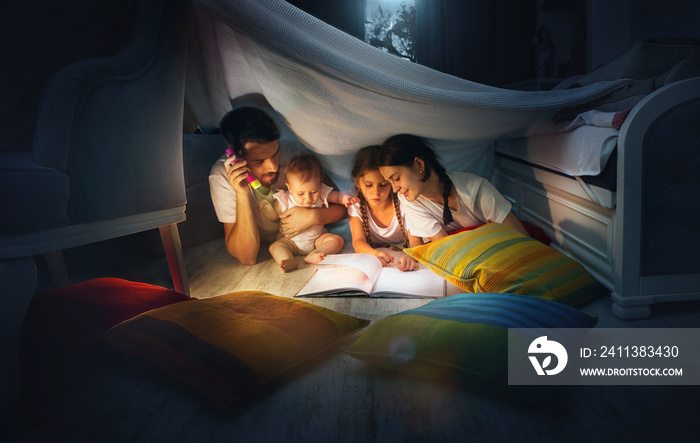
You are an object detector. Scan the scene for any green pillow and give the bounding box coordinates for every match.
[101,291,369,408]
[343,292,595,402]
[404,223,607,306]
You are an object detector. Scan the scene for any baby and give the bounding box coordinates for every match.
[259,154,357,272]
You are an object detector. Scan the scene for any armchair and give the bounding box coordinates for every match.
[0,0,191,409]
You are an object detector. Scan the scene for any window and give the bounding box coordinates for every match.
[365,0,417,62]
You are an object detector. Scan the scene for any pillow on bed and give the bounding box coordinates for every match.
[100,291,369,408]
[343,292,595,403]
[404,223,606,306]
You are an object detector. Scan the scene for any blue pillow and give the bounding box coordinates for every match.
[343,292,595,403]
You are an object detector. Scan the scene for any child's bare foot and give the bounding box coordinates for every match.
[304,250,326,264]
[280,258,299,273]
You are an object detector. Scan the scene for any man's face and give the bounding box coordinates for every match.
[242,140,280,188]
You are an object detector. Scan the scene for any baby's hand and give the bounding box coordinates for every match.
[258,200,277,220]
[343,194,360,207]
[397,254,419,272]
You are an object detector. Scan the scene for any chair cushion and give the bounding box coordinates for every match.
[100,291,369,408]
[404,223,607,306]
[0,152,70,234]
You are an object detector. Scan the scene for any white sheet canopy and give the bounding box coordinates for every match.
[186,0,630,189]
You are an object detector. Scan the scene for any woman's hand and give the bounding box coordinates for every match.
[396,254,419,272]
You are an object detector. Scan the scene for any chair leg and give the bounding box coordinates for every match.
[43,250,70,288]
[0,257,37,413]
[159,223,190,296]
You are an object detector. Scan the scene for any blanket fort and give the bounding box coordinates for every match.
[187,0,632,190]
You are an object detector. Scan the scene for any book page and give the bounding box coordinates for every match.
[295,267,374,297]
[317,253,382,284]
[370,267,445,298]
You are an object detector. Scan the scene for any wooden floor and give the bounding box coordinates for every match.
[6,233,700,442]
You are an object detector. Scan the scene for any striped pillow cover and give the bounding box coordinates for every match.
[343,292,595,401]
[101,291,369,408]
[404,223,607,306]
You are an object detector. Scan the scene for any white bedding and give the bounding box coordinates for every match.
[495,109,631,176]
[496,125,618,177]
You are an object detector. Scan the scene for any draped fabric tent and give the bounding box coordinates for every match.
[186,0,629,190]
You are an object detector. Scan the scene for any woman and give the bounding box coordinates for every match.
[377,134,528,243]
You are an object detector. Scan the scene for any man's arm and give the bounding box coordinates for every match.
[279,204,347,238]
[278,179,348,238]
[222,156,263,265]
[223,188,261,265]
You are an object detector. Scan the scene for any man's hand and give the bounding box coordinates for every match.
[224,156,252,194]
[278,206,318,238]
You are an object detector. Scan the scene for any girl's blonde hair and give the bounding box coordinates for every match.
[351,146,409,248]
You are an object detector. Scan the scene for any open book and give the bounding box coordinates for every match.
[295,252,446,298]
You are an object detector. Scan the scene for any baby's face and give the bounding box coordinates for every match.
[286,174,322,207]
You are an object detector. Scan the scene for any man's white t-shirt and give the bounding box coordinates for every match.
[208,139,309,243]
[401,171,512,238]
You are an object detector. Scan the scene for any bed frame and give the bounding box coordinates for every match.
[492,76,700,319]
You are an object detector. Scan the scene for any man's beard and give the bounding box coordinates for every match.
[260,171,279,187]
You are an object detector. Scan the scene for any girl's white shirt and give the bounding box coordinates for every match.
[347,199,407,247]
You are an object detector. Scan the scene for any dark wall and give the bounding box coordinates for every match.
[0,0,137,152]
[289,0,536,87]
[287,0,365,40]
[416,0,536,86]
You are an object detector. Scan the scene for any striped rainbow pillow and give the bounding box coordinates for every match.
[404,223,607,306]
[343,292,595,402]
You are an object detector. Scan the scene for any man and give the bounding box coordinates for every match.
[209,107,346,265]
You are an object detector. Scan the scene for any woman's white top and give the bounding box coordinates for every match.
[399,171,511,238]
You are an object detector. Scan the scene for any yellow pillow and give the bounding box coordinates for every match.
[101,291,369,408]
[404,223,607,306]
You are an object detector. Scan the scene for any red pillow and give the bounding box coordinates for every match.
[19,277,195,415]
[20,277,195,358]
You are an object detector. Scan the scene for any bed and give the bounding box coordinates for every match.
[491,44,700,319]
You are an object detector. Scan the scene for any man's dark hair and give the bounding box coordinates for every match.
[219,107,281,158]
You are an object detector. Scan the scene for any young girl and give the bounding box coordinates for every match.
[377,134,529,243]
[348,146,421,272]
[260,154,356,272]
